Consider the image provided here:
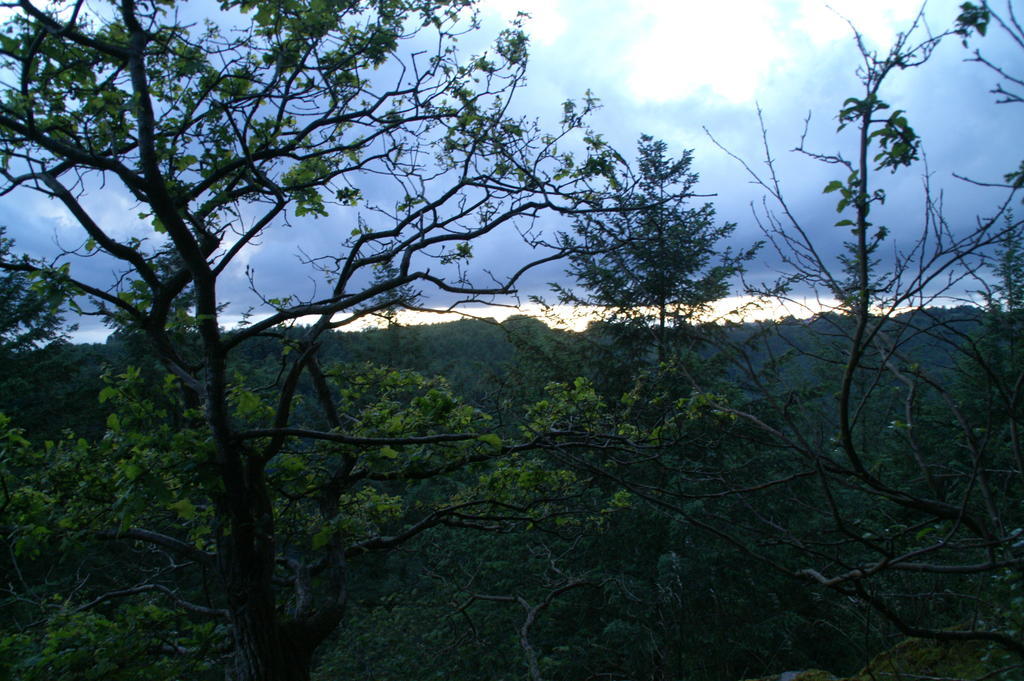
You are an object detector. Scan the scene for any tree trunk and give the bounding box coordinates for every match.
[227,608,314,681]
[216,450,316,681]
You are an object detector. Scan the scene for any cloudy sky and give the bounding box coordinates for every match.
[3,0,1019,339]
[470,0,1019,294]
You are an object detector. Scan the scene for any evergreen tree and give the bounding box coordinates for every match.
[0,229,66,355]
[555,136,756,366]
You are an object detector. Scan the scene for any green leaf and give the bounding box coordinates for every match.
[278,454,305,472]
[311,526,332,550]
[477,433,502,450]
[168,499,196,520]
[823,180,843,194]
[174,155,198,171]
[122,463,143,481]
[232,385,266,419]
[610,489,633,509]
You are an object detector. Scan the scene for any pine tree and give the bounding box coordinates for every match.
[555,136,755,365]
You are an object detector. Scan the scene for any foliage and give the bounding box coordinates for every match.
[692,5,1024,668]
[0,229,66,355]
[3,1,1024,680]
[0,0,628,678]
[0,231,97,440]
[956,1,1024,188]
[554,135,755,366]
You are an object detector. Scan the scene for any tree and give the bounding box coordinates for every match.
[685,7,1024,663]
[956,1,1024,188]
[0,229,65,354]
[956,217,1024,508]
[0,230,88,439]
[0,1,624,679]
[554,135,755,366]
[537,8,1024,677]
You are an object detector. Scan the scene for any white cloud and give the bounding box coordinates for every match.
[514,0,961,106]
[793,0,928,48]
[479,0,568,45]
[622,1,785,104]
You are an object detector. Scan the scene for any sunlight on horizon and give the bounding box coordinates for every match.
[68,293,969,344]
[335,295,837,333]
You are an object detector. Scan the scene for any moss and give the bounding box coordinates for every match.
[738,636,1010,681]
[845,637,999,681]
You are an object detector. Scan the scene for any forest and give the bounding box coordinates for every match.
[0,1,1021,680]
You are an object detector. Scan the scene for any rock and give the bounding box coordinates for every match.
[741,670,836,681]
[739,636,999,681]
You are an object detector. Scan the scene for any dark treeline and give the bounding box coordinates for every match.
[2,305,1014,681]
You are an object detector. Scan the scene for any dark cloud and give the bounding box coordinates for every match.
[2,0,1019,340]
